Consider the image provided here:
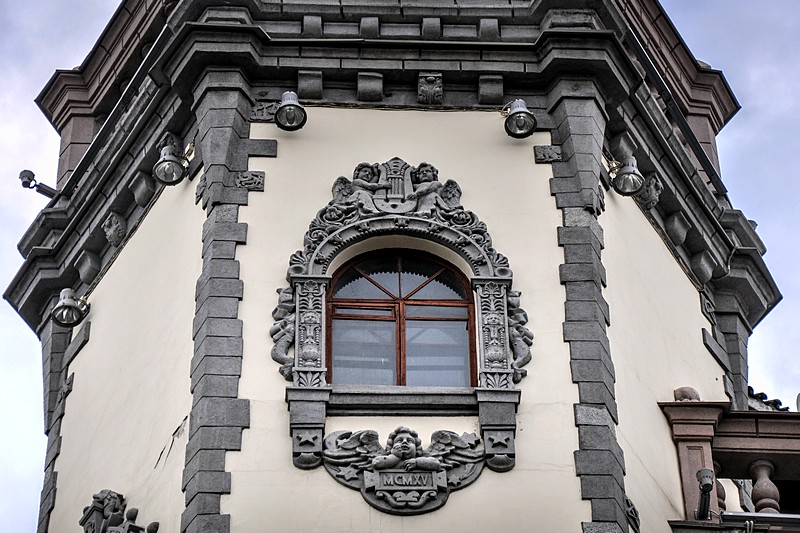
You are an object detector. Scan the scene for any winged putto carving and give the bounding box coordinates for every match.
[321,426,484,515]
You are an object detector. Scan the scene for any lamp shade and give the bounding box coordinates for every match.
[52,288,89,328]
[152,145,187,185]
[275,91,307,131]
[611,156,645,196]
[504,99,536,138]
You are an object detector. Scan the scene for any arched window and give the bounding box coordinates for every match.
[327,250,476,387]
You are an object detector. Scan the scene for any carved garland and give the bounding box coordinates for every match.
[270,157,534,385]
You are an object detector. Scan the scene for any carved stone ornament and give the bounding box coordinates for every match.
[625,495,641,533]
[533,145,563,163]
[417,72,443,105]
[102,212,127,247]
[633,172,663,210]
[79,490,159,533]
[270,158,534,386]
[234,171,265,191]
[321,426,484,515]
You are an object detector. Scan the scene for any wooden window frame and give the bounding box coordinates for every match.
[326,250,478,387]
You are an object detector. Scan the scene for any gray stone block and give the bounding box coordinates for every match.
[192,374,240,400]
[563,321,605,342]
[193,298,240,336]
[298,70,323,99]
[421,18,441,38]
[203,241,237,261]
[574,450,625,481]
[357,72,383,102]
[181,493,221,531]
[581,522,625,533]
[563,243,601,265]
[574,404,615,431]
[195,279,244,303]
[559,263,607,285]
[194,318,243,342]
[185,427,244,463]
[579,474,624,499]
[577,383,618,423]
[478,75,503,105]
[190,358,243,387]
[203,259,240,280]
[359,17,379,38]
[183,449,227,487]
[571,360,614,389]
[189,398,250,436]
[579,426,624,460]
[589,498,627,527]
[184,471,232,503]
[184,513,230,533]
[194,336,243,358]
[203,222,247,245]
[564,282,603,303]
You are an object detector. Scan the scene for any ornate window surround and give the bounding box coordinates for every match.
[270,158,534,499]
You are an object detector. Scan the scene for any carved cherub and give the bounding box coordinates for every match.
[330,163,389,215]
[371,426,440,471]
[269,287,295,380]
[322,426,485,492]
[407,163,461,216]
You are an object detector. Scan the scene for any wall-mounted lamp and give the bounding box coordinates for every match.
[610,156,645,196]
[275,91,307,131]
[51,289,90,328]
[501,99,537,139]
[695,468,714,520]
[152,135,188,186]
[19,170,56,199]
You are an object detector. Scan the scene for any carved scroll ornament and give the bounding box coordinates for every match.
[270,158,534,385]
[321,426,484,515]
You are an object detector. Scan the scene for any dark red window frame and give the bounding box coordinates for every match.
[326,250,477,387]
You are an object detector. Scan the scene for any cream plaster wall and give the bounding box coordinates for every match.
[229,108,590,531]
[50,178,203,531]
[602,192,728,532]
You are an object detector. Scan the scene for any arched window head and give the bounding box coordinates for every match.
[328,250,476,387]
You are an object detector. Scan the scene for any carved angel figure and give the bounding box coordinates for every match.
[269,287,295,380]
[507,290,534,382]
[322,426,484,491]
[330,162,389,215]
[406,163,458,217]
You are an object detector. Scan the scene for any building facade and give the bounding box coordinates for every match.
[6,0,798,532]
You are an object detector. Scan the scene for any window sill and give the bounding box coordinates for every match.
[287,385,479,416]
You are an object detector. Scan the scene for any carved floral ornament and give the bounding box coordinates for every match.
[270,158,533,515]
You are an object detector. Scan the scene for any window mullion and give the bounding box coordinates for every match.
[397,300,405,386]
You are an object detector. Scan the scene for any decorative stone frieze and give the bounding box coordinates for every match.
[320,426,485,515]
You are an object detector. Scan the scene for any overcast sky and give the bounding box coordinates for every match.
[1,1,798,530]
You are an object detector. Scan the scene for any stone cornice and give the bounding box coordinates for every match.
[8,0,780,345]
[35,0,167,132]
[615,0,740,133]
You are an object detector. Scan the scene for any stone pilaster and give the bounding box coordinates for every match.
[548,80,627,533]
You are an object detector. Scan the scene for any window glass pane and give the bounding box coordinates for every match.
[408,269,466,300]
[334,307,394,317]
[405,305,469,319]
[399,257,441,297]
[358,256,399,297]
[332,270,391,299]
[405,320,470,387]
[331,319,396,385]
